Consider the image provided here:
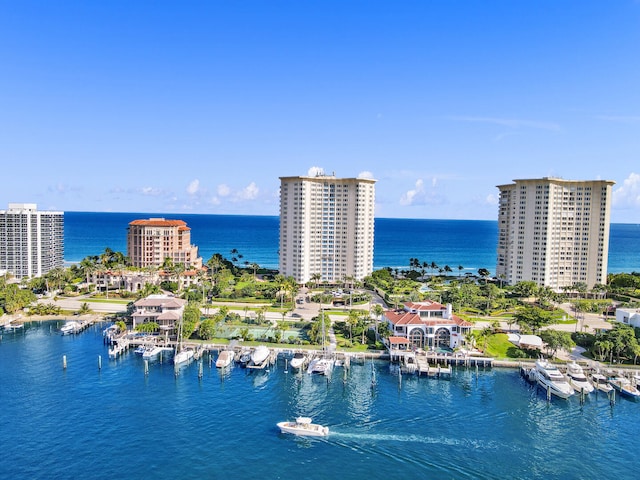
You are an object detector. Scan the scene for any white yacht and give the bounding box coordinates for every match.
[609,376,640,399]
[566,361,594,394]
[237,348,252,367]
[289,352,307,370]
[215,350,234,368]
[250,345,270,366]
[60,321,79,335]
[534,359,574,399]
[277,417,329,437]
[307,356,335,375]
[173,348,194,365]
[590,373,613,393]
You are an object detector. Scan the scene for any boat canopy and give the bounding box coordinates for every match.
[296,417,312,424]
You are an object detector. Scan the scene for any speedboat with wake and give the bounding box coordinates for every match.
[277,417,329,437]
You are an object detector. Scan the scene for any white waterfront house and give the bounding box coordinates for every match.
[131,294,187,332]
[614,308,640,328]
[384,301,473,352]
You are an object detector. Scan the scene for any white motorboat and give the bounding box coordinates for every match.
[142,346,165,360]
[590,373,613,393]
[609,376,640,399]
[216,350,234,368]
[289,352,307,370]
[237,348,251,367]
[60,321,79,335]
[251,345,270,366]
[307,356,335,375]
[134,345,147,355]
[566,361,594,394]
[534,359,574,399]
[173,348,194,365]
[277,417,329,437]
[402,352,418,374]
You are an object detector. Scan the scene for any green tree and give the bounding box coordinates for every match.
[514,305,552,334]
[540,330,575,358]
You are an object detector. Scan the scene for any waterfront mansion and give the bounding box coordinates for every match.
[131,294,187,333]
[384,301,473,352]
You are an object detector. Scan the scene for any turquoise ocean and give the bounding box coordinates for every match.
[64,212,640,274]
[2,322,640,480]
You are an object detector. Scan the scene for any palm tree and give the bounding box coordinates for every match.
[310,272,322,289]
[347,309,360,342]
[458,265,464,278]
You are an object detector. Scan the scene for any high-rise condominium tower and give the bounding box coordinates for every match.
[279,173,376,284]
[127,218,203,269]
[496,177,614,290]
[0,203,64,279]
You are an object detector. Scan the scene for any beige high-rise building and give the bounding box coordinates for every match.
[127,218,202,269]
[279,173,376,284]
[0,203,64,279]
[496,177,614,290]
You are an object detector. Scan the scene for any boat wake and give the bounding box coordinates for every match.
[330,431,498,449]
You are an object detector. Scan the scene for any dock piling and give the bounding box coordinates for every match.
[63,355,67,370]
[98,355,102,370]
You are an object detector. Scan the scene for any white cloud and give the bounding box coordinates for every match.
[237,182,259,200]
[613,173,640,208]
[186,179,200,195]
[139,186,164,196]
[307,166,325,177]
[595,115,640,123]
[358,170,375,179]
[400,179,425,206]
[449,115,561,132]
[217,184,231,197]
[485,194,499,205]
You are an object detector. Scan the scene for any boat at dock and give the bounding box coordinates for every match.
[236,348,251,367]
[60,321,79,335]
[289,352,307,370]
[566,361,594,394]
[307,356,334,375]
[590,373,614,393]
[216,350,234,368]
[277,417,329,437]
[174,348,194,365]
[532,359,574,399]
[609,376,640,399]
[250,345,270,366]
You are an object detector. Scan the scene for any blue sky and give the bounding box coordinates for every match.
[1,1,639,222]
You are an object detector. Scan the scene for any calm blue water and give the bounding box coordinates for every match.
[1,322,639,480]
[64,211,640,274]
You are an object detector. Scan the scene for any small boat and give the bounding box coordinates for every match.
[277,417,329,437]
[566,361,594,394]
[609,376,640,399]
[289,352,307,370]
[590,373,613,393]
[173,348,194,365]
[134,345,148,355]
[250,345,270,366]
[307,356,335,375]
[402,352,418,374]
[60,321,79,335]
[533,359,574,399]
[237,348,251,367]
[216,350,234,368]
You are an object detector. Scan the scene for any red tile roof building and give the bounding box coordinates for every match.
[384,301,472,351]
[127,218,203,269]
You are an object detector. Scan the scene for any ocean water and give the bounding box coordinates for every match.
[64,211,640,274]
[1,321,639,480]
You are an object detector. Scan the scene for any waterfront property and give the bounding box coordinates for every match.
[383,300,473,353]
[496,177,614,290]
[131,294,187,333]
[127,217,203,269]
[279,171,376,284]
[0,202,64,279]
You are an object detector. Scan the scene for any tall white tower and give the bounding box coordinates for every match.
[0,203,64,279]
[496,177,614,290]
[279,173,376,284]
